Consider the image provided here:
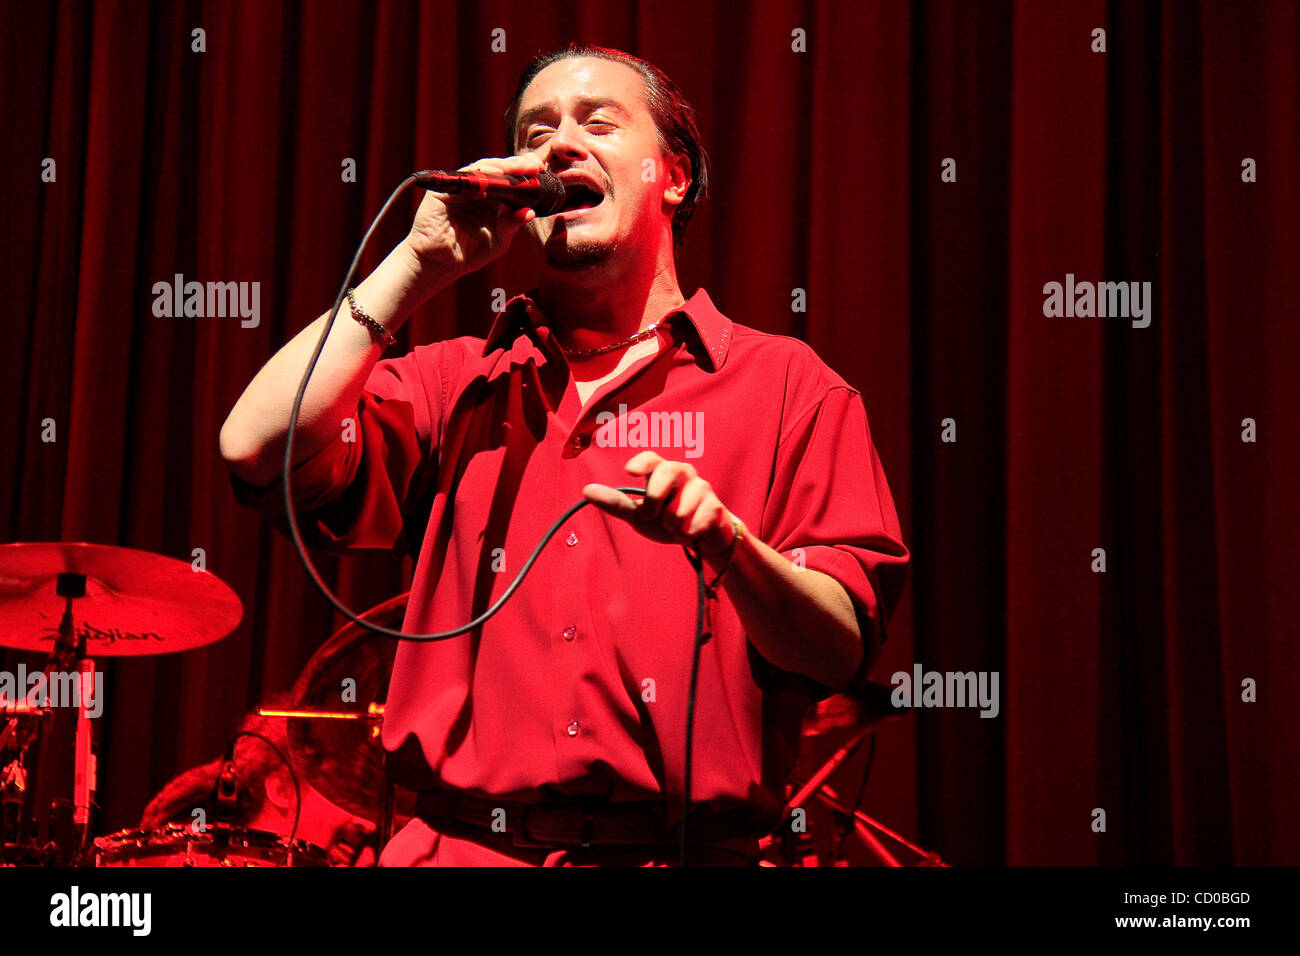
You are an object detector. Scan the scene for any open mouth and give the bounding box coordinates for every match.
[558,183,604,214]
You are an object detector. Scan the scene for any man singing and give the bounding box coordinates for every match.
[220,44,908,866]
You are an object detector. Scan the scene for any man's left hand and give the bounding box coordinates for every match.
[583,452,738,555]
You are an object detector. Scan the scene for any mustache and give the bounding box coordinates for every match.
[553,168,614,198]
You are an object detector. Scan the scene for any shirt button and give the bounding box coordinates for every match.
[566,721,581,737]
[565,532,579,547]
[570,435,584,449]
[562,625,577,642]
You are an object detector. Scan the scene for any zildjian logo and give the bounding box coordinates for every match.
[38,623,166,645]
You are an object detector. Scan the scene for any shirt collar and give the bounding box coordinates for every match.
[483,287,733,371]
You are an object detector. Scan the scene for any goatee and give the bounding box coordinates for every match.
[543,237,617,271]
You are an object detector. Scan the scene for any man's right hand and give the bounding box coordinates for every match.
[402,153,544,283]
[221,154,544,487]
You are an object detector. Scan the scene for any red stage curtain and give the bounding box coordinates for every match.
[2,0,1295,864]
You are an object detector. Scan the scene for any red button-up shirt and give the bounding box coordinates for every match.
[236,287,908,834]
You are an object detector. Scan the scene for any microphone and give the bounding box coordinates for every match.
[414,169,566,216]
[212,737,238,826]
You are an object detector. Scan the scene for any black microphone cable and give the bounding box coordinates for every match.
[280,173,714,864]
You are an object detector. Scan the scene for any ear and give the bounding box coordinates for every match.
[661,151,691,209]
[262,766,295,813]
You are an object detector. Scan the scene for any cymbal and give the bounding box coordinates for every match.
[285,592,406,821]
[0,542,243,656]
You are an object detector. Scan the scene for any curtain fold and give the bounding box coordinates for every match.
[1,0,1294,864]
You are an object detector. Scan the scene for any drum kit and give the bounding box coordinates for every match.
[1,541,940,867]
[0,540,364,867]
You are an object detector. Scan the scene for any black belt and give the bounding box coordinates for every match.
[414,790,767,850]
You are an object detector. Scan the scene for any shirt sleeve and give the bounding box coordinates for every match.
[227,347,442,555]
[760,384,910,693]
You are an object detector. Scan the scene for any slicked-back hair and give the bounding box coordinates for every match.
[503,44,710,248]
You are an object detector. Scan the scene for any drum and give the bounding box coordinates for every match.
[93,823,328,867]
[0,842,47,866]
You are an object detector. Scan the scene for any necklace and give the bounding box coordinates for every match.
[559,322,665,359]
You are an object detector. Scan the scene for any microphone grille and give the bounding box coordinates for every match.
[536,171,565,216]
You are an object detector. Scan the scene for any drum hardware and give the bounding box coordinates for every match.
[758,683,946,867]
[816,787,946,866]
[1,704,47,864]
[0,542,243,865]
[259,702,385,737]
[93,822,328,867]
[275,591,410,847]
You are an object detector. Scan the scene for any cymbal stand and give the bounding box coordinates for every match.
[49,573,98,860]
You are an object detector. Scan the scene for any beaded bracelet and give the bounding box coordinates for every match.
[345,288,397,346]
